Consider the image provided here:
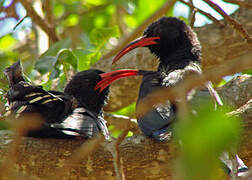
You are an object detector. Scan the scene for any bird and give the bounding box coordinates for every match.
[112,16,223,140]
[110,16,248,177]
[4,61,128,140]
[51,69,112,140]
[4,61,74,138]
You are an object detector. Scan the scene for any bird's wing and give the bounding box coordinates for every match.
[51,107,110,139]
[136,72,176,141]
[6,81,72,124]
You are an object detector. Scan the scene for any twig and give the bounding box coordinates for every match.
[115,130,128,180]
[203,0,252,45]
[108,123,129,180]
[43,0,53,25]
[116,5,128,35]
[137,57,252,116]
[222,0,252,9]
[104,112,135,121]
[13,15,28,30]
[19,0,59,42]
[179,0,224,27]
[188,0,196,28]
[101,0,177,60]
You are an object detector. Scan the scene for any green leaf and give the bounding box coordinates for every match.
[85,0,105,6]
[0,35,17,52]
[175,102,242,179]
[113,102,136,117]
[215,79,227,87]
[0,52,18,78]
[40,38,72,58]
[243,69,252,75]
[35,56,57,74]
[57,73,67,91]
[49,67,61,80]
[108,125,123,138]
[126,0,167,28]
[41,79,53,91]
[0,121,10,130]
[90,51,101,65]
[57,49,78,70]
[63,14,79,27]
[53,3,65,18]
[72,49,92,71]
[90,26,120,46]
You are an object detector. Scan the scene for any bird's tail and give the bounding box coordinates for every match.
[4,60,25,86]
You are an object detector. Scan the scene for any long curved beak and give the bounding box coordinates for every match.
[112,36,160,64]
[95,69,141,93]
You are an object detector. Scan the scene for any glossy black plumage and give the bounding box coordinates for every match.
[52,69,110,140]
[4,61,110,139]
[134,17,209,141]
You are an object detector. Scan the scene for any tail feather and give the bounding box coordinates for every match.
[4,60,25,86]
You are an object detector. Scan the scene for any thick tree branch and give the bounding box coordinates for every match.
[18,0,59,42]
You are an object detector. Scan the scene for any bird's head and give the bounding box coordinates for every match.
[113,17,201,65]
[65,69,153,113]
[64,69,110,114]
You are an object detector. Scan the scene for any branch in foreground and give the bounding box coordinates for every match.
[19,0,59,42]
[137,58,252,116]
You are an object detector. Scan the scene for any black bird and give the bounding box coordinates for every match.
[51,69,112,140]
[112,17,223,140]
[4,61,73,138]
[4,61,131,140]
[110,17,248,176]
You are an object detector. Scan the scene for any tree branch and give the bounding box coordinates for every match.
[18,0,59,42]
[222,0,252,9]
[179,0,224,27]
[203,0,252,45]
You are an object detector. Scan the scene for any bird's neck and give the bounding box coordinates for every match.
[77,95,107,116]
[158,48,200,71]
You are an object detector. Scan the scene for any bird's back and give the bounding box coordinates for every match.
[136,62,219,141]
[51,107,110,140]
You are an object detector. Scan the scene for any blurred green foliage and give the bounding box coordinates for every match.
[174,102,242,179]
